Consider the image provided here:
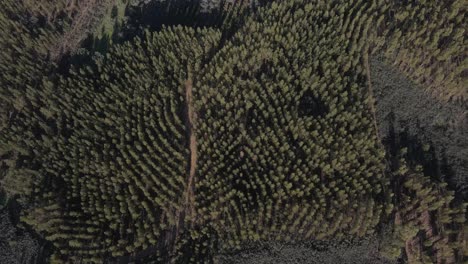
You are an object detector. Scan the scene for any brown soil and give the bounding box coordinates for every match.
[184,78,197,217]
[405,236,421,264]
[162,77,199,261]
[173,77,198,241]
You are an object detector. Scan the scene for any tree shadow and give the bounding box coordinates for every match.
[382,111,465,200]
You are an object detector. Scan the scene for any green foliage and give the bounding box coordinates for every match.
[380,149,468,263]
[372,0,466,100]
[7,26,221,262]
[0,1,60,98]
[0,1,64,207]
[194,0,388,251]
[0,0,465,262]
[94,0,128,42]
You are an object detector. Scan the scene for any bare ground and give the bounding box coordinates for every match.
[173,77,198,240]
[184,78,197,218]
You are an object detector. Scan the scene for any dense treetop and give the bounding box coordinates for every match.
[0,0,466,263]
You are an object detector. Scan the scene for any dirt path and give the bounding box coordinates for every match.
[184,78,197,215]
[170,78,198,253]
[364,51,381,141]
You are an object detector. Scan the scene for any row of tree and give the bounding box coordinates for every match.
[371,0,466,101]
[0,0,466,262]
[380,150,467,263]
[6,26,222,262]
[192,0,390,254]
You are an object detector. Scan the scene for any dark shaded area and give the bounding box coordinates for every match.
[371,57,468,200]
[214,237,396,264]
[87,0,250,51]
[129,0,220,31]
[0,200,52,264]
[298,91,328,117]
[380,107,466,264]
[57,0,252,78]
[115,227,219,264]
[125,0,253,68]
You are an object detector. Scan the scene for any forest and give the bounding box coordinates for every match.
[0,0,466,263]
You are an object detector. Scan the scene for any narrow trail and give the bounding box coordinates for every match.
[184,78,197,214]
[173,78,198,240]
[364,51,381,142]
